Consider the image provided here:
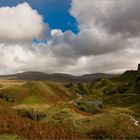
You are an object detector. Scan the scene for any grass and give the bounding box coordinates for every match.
[0,105,86,139]
[75,108,140,138]
[17,109,47,121]
[23,81,76,104]
[0,77,140,139]
[0,85,27,105]
[0,134,20,140]
[73,78,131,99]
[44,81,78,101]
[21,95,45,104]
[104,94,140,118]
[42,102,135,137]
[0,80,77,105]
[71,79,140,138]
[111,70,137,84]
[0,84,3,88]
[13,104,51,112]
[44,103,86,123]
[104,94,140,107]
[74,99,103,114]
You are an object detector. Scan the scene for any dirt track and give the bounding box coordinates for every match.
[69,93,83,104]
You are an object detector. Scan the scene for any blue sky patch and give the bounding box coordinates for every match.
[0,0,79,33]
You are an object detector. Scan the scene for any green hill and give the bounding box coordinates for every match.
[0,81,77,105]
[0,64,140,139]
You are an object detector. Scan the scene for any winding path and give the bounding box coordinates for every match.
[69,93,83,104]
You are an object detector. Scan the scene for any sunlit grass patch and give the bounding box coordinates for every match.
[0,134,20,140]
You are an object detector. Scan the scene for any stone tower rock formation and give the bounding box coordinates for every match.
[136,64,140,83]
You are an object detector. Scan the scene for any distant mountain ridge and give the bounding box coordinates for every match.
[0,71,119,82]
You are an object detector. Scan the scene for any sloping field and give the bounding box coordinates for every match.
[104,94,140,117]
[0,80,78,106]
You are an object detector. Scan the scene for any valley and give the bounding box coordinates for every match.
[0,64,140,139]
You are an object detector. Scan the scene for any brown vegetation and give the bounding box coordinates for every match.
[0,105,86,139]
[69,104,93,116]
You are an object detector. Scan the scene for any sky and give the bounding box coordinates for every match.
[0,0,78,33]
[0,0,139,75]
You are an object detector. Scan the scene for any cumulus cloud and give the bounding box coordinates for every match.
[0,43,80,74]
[49,28,126,58]
[0,2,50,42]
[0,1,140,75]
[71,0,140,37]
[73,30,125,56]
[0,42,139,75]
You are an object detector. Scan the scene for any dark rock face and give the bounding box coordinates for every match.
[136,64,140,83]
[137,64,140,74]
[134,64,140,94]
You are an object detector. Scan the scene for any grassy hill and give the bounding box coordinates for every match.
[0,64,140,139]
[0,81,77,106]
[111,70,137,84]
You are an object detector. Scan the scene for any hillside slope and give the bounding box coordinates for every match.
[0,81,77,105]
[0,71,118,82]
[0,64,140,139]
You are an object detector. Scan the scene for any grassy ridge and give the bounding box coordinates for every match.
[0,81,77,105]
[0,65,140,139]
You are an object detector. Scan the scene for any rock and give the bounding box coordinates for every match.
[129,116,139,126]
[136,64,140,83]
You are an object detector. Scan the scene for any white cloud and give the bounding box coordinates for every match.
[51,29,63,36]
[71,0,140,37]
[0,2,50,42]
[0,36,139,75]
[0,1,139,75]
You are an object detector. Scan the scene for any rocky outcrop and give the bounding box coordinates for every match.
[133,64,140,94]
[136,64,140,83]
